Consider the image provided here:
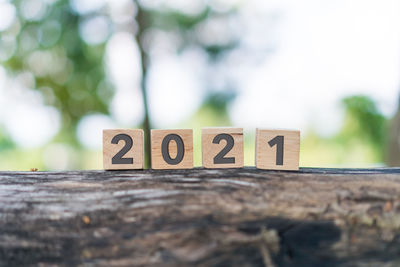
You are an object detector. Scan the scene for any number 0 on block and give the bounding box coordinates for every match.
[103,129,144,170]
[255,129,300,170]
[151,129,194,169]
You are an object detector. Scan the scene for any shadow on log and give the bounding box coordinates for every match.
[1,167,400,266]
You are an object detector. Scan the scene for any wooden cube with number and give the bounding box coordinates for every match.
[103,129,144,170]
[202,128,244,168]
[255,129,300,171]
[151,129,193,169]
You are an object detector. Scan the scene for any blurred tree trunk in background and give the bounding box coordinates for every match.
[132,1,239,167]
[135,2,152,168]
[387,101,400,166]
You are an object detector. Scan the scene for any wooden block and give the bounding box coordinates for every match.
[202,127,244,168]
[151,129,193,169]
[103,129,144,170]
[255,128,300,170]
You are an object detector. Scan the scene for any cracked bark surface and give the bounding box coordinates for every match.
[1,167,400,266]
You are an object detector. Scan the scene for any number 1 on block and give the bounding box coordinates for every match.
[103,129,144,170]
[255,129,300,171]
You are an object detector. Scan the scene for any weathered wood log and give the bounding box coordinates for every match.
[1,167,400,266]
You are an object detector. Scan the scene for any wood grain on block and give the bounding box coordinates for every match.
[103,129,144,170]
[202,127,244,168]
[151,129,193,169]
[255,128,300,170]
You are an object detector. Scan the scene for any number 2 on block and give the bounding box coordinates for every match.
[103,129,144,170]
[202,128,244,168]
[213,134,235,164]
[111,134,134,164]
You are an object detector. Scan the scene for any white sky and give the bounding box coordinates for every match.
[229,0,400,135]
[139,0,400,138]
[0,0,400,148]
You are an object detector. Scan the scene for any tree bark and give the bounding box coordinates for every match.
[1,167,400,266]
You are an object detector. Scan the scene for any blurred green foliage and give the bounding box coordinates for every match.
[301,95,387,166]
[4,0,109,147]
[0,0,393,170]
[341,95,387,151]
[0,0,240,169]
[0,128,14,151]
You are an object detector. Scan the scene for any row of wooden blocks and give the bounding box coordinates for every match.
[103,128,300,170]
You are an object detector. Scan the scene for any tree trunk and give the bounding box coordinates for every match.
[135,3,152,168]
[387,109,400,166]
[1,168,400,266]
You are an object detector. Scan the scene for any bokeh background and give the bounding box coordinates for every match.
[0,0,400,170]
